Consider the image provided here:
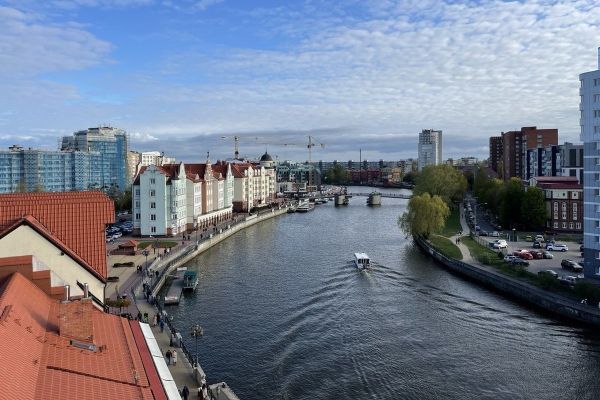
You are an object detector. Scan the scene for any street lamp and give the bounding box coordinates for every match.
[191,324,204,367]
[512,228,516,242]
[142,249,149,270]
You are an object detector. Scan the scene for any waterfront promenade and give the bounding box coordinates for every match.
[105,207,288,398]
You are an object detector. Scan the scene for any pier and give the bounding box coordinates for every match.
[164,268,186,305]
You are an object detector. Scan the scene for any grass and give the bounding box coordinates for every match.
[461,236,505,267]
[429,234,463,260]
[441,207,461,238]
[137,241,178,249]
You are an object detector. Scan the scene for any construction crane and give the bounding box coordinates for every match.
[220,135,261,160]
[279,136,325,192]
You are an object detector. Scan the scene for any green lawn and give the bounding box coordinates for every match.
[429,234,463,260]
[461,236,505,267]
[441,207,461,238]
[137,241,179,249]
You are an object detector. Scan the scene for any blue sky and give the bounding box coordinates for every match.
[1,0,599,163]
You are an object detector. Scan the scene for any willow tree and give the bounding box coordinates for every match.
[399,193,450,238]
[413,164,467,206]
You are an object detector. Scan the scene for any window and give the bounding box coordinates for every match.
[562,211,567,220]
[135,213,140,220]
[596,220,600,228]
[150,202,156,209]
[595,94,600,102]
[553,222,558,228]
[151,226,156,233]
[595,110,600,118]
[150,178,155,184]
[135,201,140,208]
[553,202,558,211]
[562,222,567,229]
[596,266,600,275]
[576,222,582,229]
[150,189,155,197]
[135,189,140,196]
[562,202,567,211]
[150,214,156,221]
[569,222,574,229]
[595,78,600,86]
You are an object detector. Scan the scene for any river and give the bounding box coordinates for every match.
[166,187,600,399]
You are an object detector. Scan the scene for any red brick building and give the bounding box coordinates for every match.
[502,127,558,180]
[489,136,503,176]
[531,176,582,233]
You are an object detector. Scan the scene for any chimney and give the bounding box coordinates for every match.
[59,299,95,344]
[63,285,70,302]
[83,283,89,299]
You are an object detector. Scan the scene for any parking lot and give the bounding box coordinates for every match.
[478,234,583,279]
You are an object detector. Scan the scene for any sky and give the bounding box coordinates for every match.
[1,0,600,163]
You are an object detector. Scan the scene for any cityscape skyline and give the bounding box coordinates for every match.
[1,1,599,161]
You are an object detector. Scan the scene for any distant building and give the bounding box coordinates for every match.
[418,129,442,171]
[531,176,582,233]
[526,142,583,183]
[489,136,503,175]
[580,50,600,281]
[231,154,277,212]
[128,150,176,185]
[276,160,320,192]
[61,126,129,191]
[501,127,558,180]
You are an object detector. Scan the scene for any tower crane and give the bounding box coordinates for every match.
[220,135,261,160]
[279,136,325,192]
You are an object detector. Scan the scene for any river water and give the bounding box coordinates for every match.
[167,187,600,400]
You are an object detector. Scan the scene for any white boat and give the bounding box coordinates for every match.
[296,199,314,213]
[354,253,370,270]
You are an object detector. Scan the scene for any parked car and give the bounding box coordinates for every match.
[513,250,533,260]
[490,231,499,237]
[538,270,558,278]
[504,255,517,263]
[558,276,580,287]
[475,225,481,231]
[112,232,123,239]
[532,241,542,249]
[480,230,489,236]
[535,234,545,242]
[511,258,530,267]
[541,251,554,259]
[492,239,508,249]
[547,243,568,252]
[525,235,533,241]
[531,251,544,260]
[105,235,114,243]
[561,259,583,272]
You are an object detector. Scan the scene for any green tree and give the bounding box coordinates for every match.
[414,165,467,206]
[398,193,450,238]
[500,178,524,228]
[325,164,348,184]
[521,187,547,230]
[402,171,419,185]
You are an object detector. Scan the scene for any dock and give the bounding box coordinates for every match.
[164,268,186,305]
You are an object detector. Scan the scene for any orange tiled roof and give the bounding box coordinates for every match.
[0,272,165,400]
[0,191,114,279]
[230,163,253,178]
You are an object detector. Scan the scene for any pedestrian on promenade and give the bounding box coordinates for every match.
[200,384,208,399]
[152,314,157,327]
[165,349,172,365]
[172,349,177,365]
[181,385,190,400]
[160,319,165,333]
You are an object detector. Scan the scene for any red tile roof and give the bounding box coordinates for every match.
[0,272,165,400]
[230,163,253,178]
[0,191,115,279]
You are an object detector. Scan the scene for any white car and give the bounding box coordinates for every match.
[492,239,508,249]
[490,231,499,237]
[112,232,123,239]
[546,243,568,252]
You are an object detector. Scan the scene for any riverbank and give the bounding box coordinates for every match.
[127,206,288,398]
[415,236,600,327]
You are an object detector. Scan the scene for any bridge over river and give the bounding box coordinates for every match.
[346,192,411,199]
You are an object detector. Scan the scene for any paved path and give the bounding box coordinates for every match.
[446,204,476,265]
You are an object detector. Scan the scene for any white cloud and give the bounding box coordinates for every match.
[192,0,223,11]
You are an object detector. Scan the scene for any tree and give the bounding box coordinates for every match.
[325,164,348,184]
[521,187,547,230]
[413,165,467,206]
[402,171,419,185]
[398,193,450,238]
[500,178,524,228]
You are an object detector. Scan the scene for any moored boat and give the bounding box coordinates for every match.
[296,199,314,212]
[183,270,198,291]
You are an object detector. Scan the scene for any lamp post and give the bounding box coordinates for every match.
[512,228,516,242]
[142,249,149,270]
[191,324,204,367]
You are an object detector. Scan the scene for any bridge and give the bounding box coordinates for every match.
[347,192,411,199]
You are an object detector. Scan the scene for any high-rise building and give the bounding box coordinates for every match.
[418,129,442,171]
[501,127,558,180]
[489,136,503,175]
[61,126,129,190]
[580,48,600,281]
